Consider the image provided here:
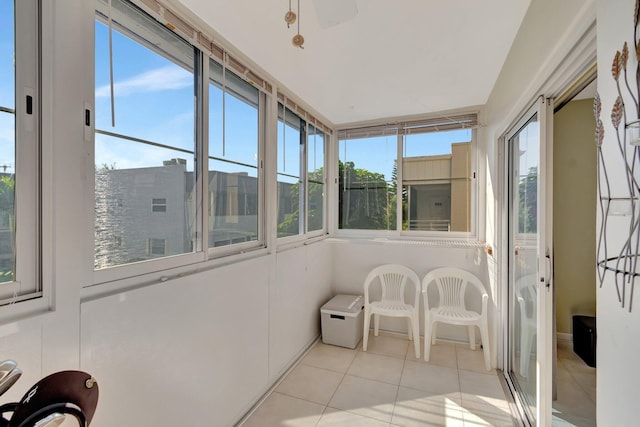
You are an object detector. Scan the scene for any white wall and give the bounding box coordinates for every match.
[596,0,640,424]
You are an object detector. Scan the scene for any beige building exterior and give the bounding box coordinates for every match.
[402,141,471,232]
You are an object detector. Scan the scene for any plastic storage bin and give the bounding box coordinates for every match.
[320,294,365,349]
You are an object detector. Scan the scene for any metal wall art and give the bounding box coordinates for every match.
[595,0,640,311]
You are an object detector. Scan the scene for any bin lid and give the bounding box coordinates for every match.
[321,294,364,314]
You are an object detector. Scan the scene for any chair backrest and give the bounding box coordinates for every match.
[515,274,537,321]
[422,267,487,311]
[364,264,420,305]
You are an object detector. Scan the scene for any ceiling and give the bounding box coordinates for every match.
[176,0,532,126]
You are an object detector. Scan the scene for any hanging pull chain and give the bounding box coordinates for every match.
[282,98,287,172]
[108,0,116,127]
[222,52,227,157]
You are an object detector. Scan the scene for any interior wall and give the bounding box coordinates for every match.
[553,98,597,335]
[596,0,640,424]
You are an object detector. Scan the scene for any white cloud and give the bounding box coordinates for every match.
[95,65,191,98]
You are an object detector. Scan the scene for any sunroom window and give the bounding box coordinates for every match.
[277,103,327,239]
[338,114,477,235]
[0,0,40,303]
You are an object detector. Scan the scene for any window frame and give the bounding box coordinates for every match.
[204,56,266,258]
[92,0,268,285]
[276,103,327,245]
[0,0,42,305]
[335,118,478,240]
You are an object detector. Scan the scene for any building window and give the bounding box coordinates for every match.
[338,114,476,234]
[152,198,166,213]
[0,0,40,303]
[207,59,261,250]
[94,0,196,270]
[148,238,166,256]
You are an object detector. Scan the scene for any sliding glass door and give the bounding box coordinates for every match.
[505,97,553,425]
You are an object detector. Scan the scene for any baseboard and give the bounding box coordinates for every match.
[557,332,573,343]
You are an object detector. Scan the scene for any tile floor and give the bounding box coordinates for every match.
[551,342,596,427]
[241,334,515,427]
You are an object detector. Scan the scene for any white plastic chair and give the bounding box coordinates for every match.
[516,274,537,378]
[422,267,490,370]
[363,264,421,358]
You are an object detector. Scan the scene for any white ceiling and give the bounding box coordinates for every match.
[177,0,532,126]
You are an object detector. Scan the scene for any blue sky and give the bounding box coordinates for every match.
[0,0,15,174]
[340,129,472,182]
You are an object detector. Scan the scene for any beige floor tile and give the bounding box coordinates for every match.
[554,374,596,420]
[420,341,458,369]
[276,364,344,405]
[328,374,398,423]
[459,400,514,427]
[552,411,597,427]
[348,351,406,385]
[392,386,464,427]
[459,370,509,410]
[455,345,492,374]
[242,392,325,427]
[400,360,460,395]
[301,342,358,373]
[362,334,412,359]
[318,407,390,426]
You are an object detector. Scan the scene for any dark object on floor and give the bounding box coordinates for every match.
[573,315,596,368]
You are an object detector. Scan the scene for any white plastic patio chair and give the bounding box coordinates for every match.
[422,267,490,370]
[362,264,421,358]
[516,274,537,378]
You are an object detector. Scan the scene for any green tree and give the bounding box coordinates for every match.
[339,161,393,230]
[0,175,15,283]
[518,166,538,233]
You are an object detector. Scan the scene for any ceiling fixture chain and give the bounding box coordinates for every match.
[285,0,304,49]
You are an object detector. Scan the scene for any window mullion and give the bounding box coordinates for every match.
[197,48,207,254]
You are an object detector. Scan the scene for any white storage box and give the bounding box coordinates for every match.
[320,294,364,349]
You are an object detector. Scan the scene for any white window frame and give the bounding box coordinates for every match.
[92,0,268,285]
[335,115,478,240]
[0,0,42,306]
[276,104,328,245]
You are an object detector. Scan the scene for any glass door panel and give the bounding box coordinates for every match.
[506,94,554,426]
[508,112,540,423]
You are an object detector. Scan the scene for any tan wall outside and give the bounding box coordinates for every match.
[451,142,471,232]
[553,98,597,334]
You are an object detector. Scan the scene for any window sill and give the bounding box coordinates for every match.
[0,295,52,332]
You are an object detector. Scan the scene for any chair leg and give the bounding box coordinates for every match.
[424,317,433,362]
[521,329,535,378]
[363,311,371,351]
[374,314,380,337]
[412,317,420,358]
[468,325,476,350]
[406,317,413,341]
[480,321,491,371]
[431,322,438,345]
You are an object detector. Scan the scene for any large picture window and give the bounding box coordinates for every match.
[0,0,40,303]
[94,0,196,270]
[338,114,476,235]
[94,0,267,277]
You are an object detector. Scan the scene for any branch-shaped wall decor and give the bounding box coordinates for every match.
[595,0,640,311]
